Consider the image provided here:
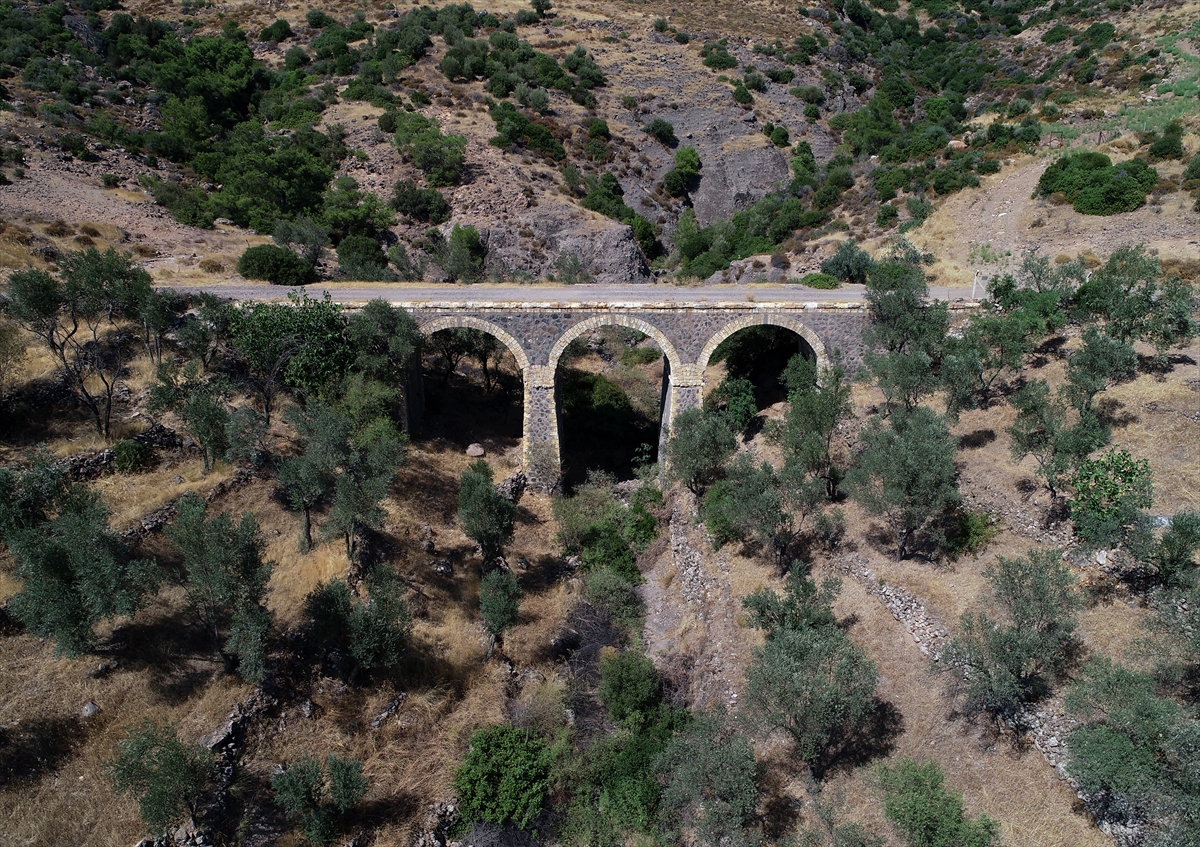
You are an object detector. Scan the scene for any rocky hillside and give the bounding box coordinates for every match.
[0,0,1197,286]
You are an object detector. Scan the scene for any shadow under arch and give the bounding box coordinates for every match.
[547,315,684,376]
[697,313,830,373]
[417,315,532,372]
[548,315,682,488]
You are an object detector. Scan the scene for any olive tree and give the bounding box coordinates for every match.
[845,405,959,560]
[108,720,212,835]
[2,248,153,437]
[458,460,516,565]
[167,492,274,682]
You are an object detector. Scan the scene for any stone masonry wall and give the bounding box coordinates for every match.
[404,299,882,489]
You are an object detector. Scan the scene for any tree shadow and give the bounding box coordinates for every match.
[107,616,223,705]
[1138,352,1196,377]
[810,697,905,781]
[0,715,89,786]
[756,762,802,840]
[1095,397,1138,428]
[958,428,996,450]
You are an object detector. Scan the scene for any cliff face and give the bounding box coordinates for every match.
[691,139,792,228]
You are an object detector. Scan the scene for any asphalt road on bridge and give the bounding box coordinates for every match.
[162,279,981,306]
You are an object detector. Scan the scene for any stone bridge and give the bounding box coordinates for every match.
[396,297,871,488]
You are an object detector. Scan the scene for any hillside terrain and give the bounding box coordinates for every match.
[0,1,1199,847]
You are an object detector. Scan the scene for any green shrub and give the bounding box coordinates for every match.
[943,509,998,560]
[821,239,874,284]
[770,124,790,147]
[1042,23,1073,43]
[877,759,999,847]
[389,179,450,224]
[454,726,551,832]
[804,103,821,122]
[1070,447,1152,547]
[1152,511,1200,586]
[336,236,391,281]
[1037,152,1158,215]
[585,567,645,629]
[643,118,677,146]
[663,168,686,196]
[599,649,660,723]
[743,72,766,92]
[1183,152,1200,182]
[237,244,312,286]
[876,203,899,227]
[113,439,154,473]
[101,173,119,188]
[701,40,738,70]
[305,9,335,28]
[1148,124,1184,161]
[732,84,753,105]
[260,19,293,42]
[793,272,840,289]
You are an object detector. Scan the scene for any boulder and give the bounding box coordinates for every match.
[466,443,485,458]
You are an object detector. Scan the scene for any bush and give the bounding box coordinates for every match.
[273,755,366,846]
[599,649,660,723]
[643,118,677,146]
[237,244,312,286]
[1151,511,1200,586]
[732,84,754,105]
[1070,447,1152,547]
[336,235,391,280]
[1037,152,1158,215]
[101,173,119,188]
[306,9,335,28]
[260,19,293,42]
[108,720,212,836]
[793,272,840,289]
[821,239,874,284]
[770,124,790,147]
[701,40,738,70]
[390,179,451,224]
[454,726,551,832]
[876,203,899,227]
[943,509,998,560]
[113,439,154,473]
[1148,123,1184,161]
[877,759,999,847]
[1184,152,1200,182]
[804,103,821,122]
[584,567,645,629]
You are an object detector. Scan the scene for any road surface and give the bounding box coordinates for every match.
[160,279,981,306]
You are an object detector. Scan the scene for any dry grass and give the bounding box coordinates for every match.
[0,586,251,847]
[824,576,1112,847]
[90,460,233,528]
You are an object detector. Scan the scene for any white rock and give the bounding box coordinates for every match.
[466,443,485,457]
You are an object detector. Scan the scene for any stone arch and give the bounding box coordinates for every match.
[697,313,829,373]
[418,315,531,372]
[547,315,683,376]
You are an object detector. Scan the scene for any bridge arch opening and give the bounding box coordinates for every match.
[698,317,828,425]
[416,316,527,451]
[550,318,676,490]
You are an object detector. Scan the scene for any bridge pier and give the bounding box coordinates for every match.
[522,364,562,493]
[659,363,703,471]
